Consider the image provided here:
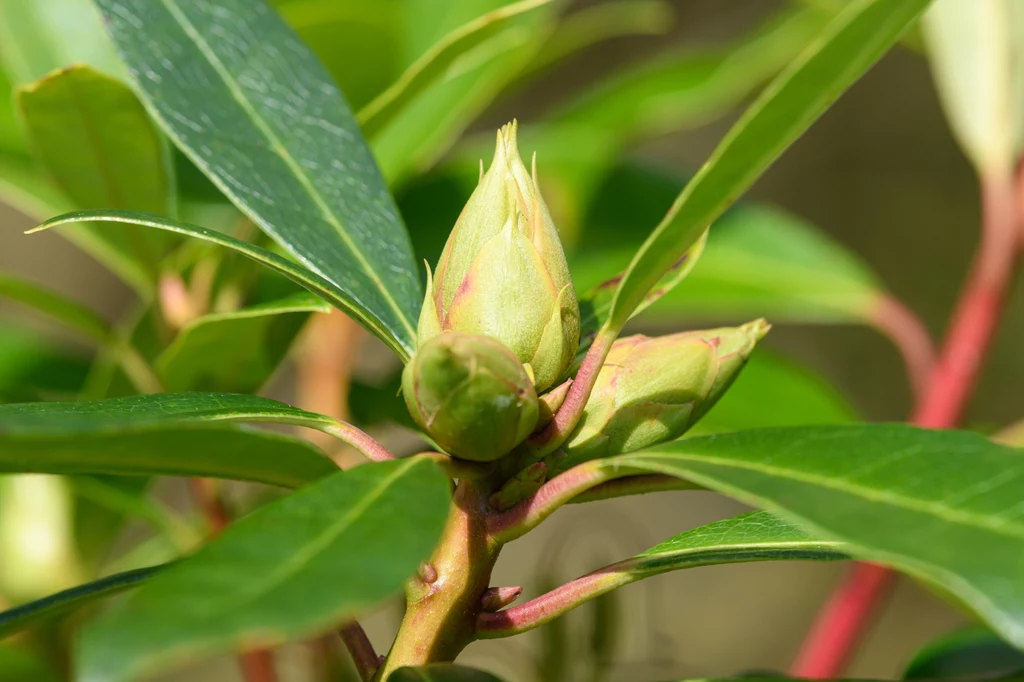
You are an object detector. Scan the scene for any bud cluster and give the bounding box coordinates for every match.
[401,121,767,469]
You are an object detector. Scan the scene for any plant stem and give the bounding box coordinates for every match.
[339,621,380,681]
[791,168,1021,678]
[377,480,498,678]
[568,474,703,505]
[868,294,936,399]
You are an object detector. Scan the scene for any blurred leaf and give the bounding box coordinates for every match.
[693,351,858,434]
[523,0,672,78]
[587,561,619,682]
[922,0,1024,171]
[79,458,450,682]
[904,627,1024,679]
[615,424,1024,648]
[17,66,175,293]
[0,564,165,638]
[359,0,554,138]
[0,328,90,402]
[0,272,110,341]
[608,0,930,331]
[536,570,569,682]
[554,5,831,139]
[0,393,338,487]
[0,0,122,85]
[158,293,329,393]
[0,643,60,682]
[94,0,422,360]
[389,664,507,682]
[0,69,25,154]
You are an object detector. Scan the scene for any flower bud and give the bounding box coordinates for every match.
[554,320,769,475]
[417,121,580,391]
[402,331,539,462]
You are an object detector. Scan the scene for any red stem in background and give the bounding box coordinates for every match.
[869,295,936,400]
[791,169,1021,678]
[339,622,380,681]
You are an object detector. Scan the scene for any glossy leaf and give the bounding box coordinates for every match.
[692,351,858,434]
[0,272,110,341]
[922,0,1024,171]
[389,665,507,682]
[94,0,422,359]
[608,0,930,330]
[17,66,174,292]
[0,0,122,84]
[553,5,830,139]
[31,210,403,348]
[904,627,1024,679]
[358,0,554,137]
[0,393,338,487]
[158,293,329,393]
[0,565,165,638]
[79,458,450,682]
[615,425,1024,648]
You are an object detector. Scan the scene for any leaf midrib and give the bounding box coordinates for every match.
[154,0,416,341]
[189,458,421,618]
[625,451,1024,540]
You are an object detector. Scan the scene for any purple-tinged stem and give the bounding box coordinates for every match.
[528,326,618,457]
[487,459,643,544]
[568,474,703,505]
[320,421,396,464]
[338,622,378,682]
[869,294,937,400]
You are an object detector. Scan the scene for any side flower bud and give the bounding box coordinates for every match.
[555,320,769,474]
[402,331,539,462]
[417,120,580,391]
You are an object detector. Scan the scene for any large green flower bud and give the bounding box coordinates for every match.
[402,331,539,462]
[417,121,580,391]
[556,320,769,473]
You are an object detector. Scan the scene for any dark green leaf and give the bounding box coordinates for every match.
[0,393,338,487]
[0,643,60,682]
[389,664,507,682]
[0,565,165,638]
[615,425,1024,648]
[94,0,422,359]
[608,0,930,330]
[17,65,174,292]
[0,328,90,402]
[158,293,329,393]
[904,627,1024,679]
[79,458,450,682]
[358,0,553,137]
[0,273,110,341]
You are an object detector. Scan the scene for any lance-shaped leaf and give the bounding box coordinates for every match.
[158,293,329,393]
[613,425,1024,649]
[92,0,421,359]
[358,0,554,137]
[0,565,165,638]
[478,511,845,637]
[0,393,338,487]
[0,272,111,341]
[389,665,508,682]
[78,458,450,682]
[18,65,175,293]
[607,0,930,330]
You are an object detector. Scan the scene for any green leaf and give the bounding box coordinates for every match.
[0,393,337,487]
[17,66,174,293]
[358,0,554,138]
[31,210,405,350]
[79,458,450,682]
[0,643,60,682]
[0,272,111,341]
[553,5,831,139]
[388,665,507,682]
[93,0,422,359]
[0,328,91,402]
[692,351,858,434]
[158,293,329,393]
[904,627,1024,679]
[607,0,929,330]
[614,424,1024,648]
[0,565,165,638]
[0,0,122,85]
[922,0,1024,171]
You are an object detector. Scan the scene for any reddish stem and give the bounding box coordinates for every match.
[868,295,936,400]
[791,169,1021,678]
[339,621,379,681]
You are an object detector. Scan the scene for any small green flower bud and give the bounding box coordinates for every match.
[555,320,769,474]
[417,121,580,391]
[402,331,539,462]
